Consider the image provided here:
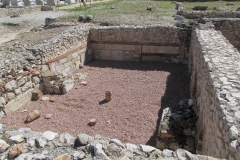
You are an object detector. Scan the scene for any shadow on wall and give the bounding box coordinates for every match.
[84,60,190,147]
[145,63,190,147]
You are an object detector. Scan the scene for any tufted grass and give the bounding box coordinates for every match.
[63,0,176,18]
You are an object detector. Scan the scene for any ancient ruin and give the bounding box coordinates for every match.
[0,1,240,159]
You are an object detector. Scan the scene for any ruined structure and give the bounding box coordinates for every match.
[0,2,240,159]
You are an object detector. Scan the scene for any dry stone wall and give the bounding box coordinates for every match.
[210,18,240,51]
[90,25,191,62]
[189,23,240,159]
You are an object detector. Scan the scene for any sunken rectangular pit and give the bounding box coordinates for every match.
[1,60,190,146]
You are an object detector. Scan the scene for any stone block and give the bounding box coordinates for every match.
[112,44,122,50]
[122,45,131,50]
[130,45,135,51]
[59,58,67,64]
[44,87,54,93]
[151,46,159,53]
[43,81,54,88]
[142,56,166,62]
[92,44,98,50]
[142,45,151,53]
[112,50,124,61]
[166,47,175,54]
[72,52,78,58]
[41,65,49,73]
[105,44,112,50]
[80,53,86,65]
[99,50,112,60]
[49,62,56,72]
[72,57,78,64]
[135,45,141,54]
[158,46,167,53]
[98,44,105,50]
[5,80,17,92]
[64,61,74,68]
[174,47,179,54]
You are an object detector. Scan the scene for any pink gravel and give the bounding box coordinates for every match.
[1,60,189,146]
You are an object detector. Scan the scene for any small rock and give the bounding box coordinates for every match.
[72,151,85,160]
[0,139,10,153]
[55,154,70,160]
[86,15,93,21]
[78,15,85,22]
[32,90,43,101]
[229,125,239,139]
[80,81,88,85]
[8,144,28,159]
[25,110,40,123]
[110,139,125,148]
[8,135,24,144]
[146,6,153,11]
[140,144,156,153]
[74,134,94,148]
[59,133,75,144]
[88,118,97,126]
[162,149,176,157]
[41,96,49,101]
[35,138,47,148]
[175,15,184,21]
[49,96,56,102]
[27,137,36,147]
[94,143,111,160]
[42,131,58,141]
[126,143,138,151]
[45,114,54,119]
[18,128,31,133]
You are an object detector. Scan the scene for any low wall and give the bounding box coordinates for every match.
[90,25,191,62]
[180,11,240,19]
[210,18,240,51]
[189,23,240,159]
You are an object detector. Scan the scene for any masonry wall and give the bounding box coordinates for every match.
[211,18,240,51]
[90,26,190,62]
[189,24,240,159]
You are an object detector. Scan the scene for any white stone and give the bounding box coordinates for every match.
[110,139,125,148]
[0,97,6,106]
[27,138,36,147]
[126,143,138,151]
[42,131,58,141]
[94,143,111,160]
[62,79,75,94]
[18,128,31,133]
[219,77,228,82]
[231,92,240,98]
[229,125,239,139]
[8,135,24,144]
[6,92,15,101]
[0,139,10,153]
[59,133,75,144]
[140,144,156,153]
[229,140,237,152]
[235,111,240,119]
[162,149,176,157]
[5,80,17,91]
[36,138,47,148]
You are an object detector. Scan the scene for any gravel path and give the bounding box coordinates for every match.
[1,60,190,146]
[0,10,71,45]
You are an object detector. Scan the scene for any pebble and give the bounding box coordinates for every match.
[44,113,54,119]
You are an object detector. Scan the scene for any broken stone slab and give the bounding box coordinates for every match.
[140,144,156,153]
[8,135,24,144]
[94,143,111,160]
[109,139,125,148]
[0,139,10,153]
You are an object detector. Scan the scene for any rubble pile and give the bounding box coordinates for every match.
[42,71,88,94]
[0,126,221,160]
[157,99,198,153]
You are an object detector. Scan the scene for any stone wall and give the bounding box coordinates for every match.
[90,25,191,62]
[180,11,240,19]
[210,18,240,51]
[189,23,240,159]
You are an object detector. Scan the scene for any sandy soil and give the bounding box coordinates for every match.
[1,60,190,146]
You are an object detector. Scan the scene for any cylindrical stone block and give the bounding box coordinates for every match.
[105,90,112,102]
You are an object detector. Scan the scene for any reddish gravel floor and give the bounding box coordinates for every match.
[1,60,190,146]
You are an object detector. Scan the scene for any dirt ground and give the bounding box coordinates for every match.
[1,60,190,146]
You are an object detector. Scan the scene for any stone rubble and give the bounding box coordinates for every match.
[157,99,198,153]
[0,127,223,159]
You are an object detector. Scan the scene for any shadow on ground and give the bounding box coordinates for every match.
[85,60,190,146]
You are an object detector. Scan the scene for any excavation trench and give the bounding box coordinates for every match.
[1,60,190,147]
